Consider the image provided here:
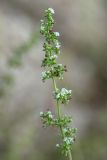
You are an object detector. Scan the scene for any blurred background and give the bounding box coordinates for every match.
[0,0,107,160]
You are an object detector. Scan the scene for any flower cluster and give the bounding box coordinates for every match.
[40,111,76,156]
[40,111,54,127]
[40,8,65,81]
[57,137,74,156]
[40,111,72,127]
[42,64,67,81]
[56,127,77,156]
[54,88,72,104]
[40,8,77,159]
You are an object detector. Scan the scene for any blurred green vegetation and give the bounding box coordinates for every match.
[8,31,39,67]
[0,30,39,97]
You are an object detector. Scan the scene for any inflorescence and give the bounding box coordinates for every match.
[40,8,77,158]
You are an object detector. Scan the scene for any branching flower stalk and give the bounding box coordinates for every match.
[40,8,77,160]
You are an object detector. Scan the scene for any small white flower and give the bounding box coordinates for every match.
[50,55,58,59]
[40,112,43,116]
[63,128,68,133]
[69,90,72,94]
[41,71,47,78]
[61,88,68,92]
[47,111,53,118]
[56,93,60,99]
[48,8,55,14]
[58,64,62,67]
[56,144,60,147]
[49,114,53,118]
[61,88,68,96]
[54,32,60,37]
[40,25,45,31]
[60,88,72,96]
[40,19,44,23]
[55,42,61,49]
[47,111,51,114]
[64,137,68,142]
[69,137,73,142]
[64,137,73,145]
[60,92,64,96]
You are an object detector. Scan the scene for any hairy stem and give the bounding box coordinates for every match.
[52,78,72,160]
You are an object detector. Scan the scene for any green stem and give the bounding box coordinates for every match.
[68,150,72,160]
[52,78,72,160]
